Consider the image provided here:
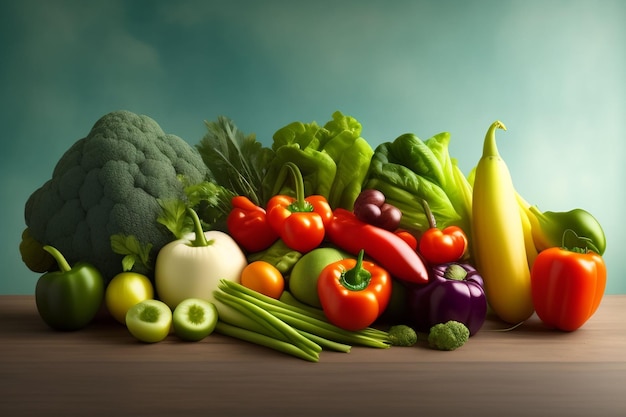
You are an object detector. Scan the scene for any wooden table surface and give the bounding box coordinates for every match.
[1,294,625,417]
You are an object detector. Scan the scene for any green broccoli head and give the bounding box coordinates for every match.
[428,320,470,351]
[387,324,418,347]
[24,110,208,283]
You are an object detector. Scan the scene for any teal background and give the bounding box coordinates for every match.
[1,0,624,294]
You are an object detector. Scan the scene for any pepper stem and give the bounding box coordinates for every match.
[339,250,372,291]
[562,228,592,254]
[482,120,507,158]
[187,207,213,247]
[43,245,72,273]
[443,263,468,281]
[272,162,312,213]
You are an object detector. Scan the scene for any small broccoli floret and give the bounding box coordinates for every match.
[387,324,418,347]
[428,320,470,351]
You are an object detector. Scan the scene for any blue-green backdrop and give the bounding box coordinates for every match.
[1,0,624,294]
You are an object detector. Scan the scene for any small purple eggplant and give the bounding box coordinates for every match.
[406,262,487,336]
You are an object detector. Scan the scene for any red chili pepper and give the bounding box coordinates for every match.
[418,199,468,265]
[530,243,606,332]
[326,208,429,285]
[226,196,279,253]
[317,249,392,331]
[266,162,332,253]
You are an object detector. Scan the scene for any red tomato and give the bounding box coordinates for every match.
[419,225,468,265]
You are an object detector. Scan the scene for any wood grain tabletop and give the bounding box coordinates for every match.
[1,294,625,417]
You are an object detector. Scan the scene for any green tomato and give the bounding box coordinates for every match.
[125,299,172,343]
[105,272,154,324]
[172,298,218,342]
[289,247,350,308]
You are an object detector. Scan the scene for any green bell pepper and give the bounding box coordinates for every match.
[246,239,303,276]
[528,206,607,255]
[35,245,105,331]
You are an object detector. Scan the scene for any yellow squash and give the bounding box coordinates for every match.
[471,121,534,324]
[516,192,539,269]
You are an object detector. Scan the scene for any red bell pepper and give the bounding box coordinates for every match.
[317,250,392,331]
[530,245,606,331]
[326,208,429,285]
[226,196,279,253]
[418,199,468,265]
[266,162,332,253]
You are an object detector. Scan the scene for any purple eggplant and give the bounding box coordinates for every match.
[406,262,487,336]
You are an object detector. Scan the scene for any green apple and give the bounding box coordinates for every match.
[289,247,350,308]
[172,298,218,342]
[125,299,172,343]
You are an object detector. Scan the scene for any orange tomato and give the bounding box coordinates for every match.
[240,261,285,299]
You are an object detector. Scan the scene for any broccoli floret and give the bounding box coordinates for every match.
[23,110,209,283]
[387,324,418,347]
[428,320,470,351]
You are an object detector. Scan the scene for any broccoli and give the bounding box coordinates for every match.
[387,324,418,347]
[427,320,470,351]
[23,110,209,283]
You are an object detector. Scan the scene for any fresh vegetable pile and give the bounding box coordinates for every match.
[20,110,608,361]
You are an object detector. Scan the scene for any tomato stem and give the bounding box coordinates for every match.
[420,199,437,229]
